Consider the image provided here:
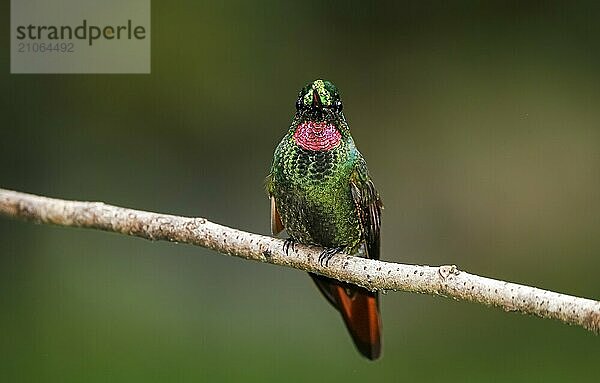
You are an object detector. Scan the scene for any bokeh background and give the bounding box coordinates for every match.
[1,1,599,381]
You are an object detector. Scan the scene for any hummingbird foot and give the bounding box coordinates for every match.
[283,238,297,256]
[318,246,344,267]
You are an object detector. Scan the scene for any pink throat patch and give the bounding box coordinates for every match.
[293,121,342,151]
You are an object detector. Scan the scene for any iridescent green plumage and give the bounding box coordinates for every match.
[268,80,381,256]
[267,80,383,360]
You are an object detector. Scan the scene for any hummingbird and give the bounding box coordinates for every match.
[267,79,383,360]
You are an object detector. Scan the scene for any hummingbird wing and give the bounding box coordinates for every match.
[350,157,383,261]
[270,196,284,235]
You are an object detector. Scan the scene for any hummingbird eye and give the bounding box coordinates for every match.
[334,99,343,112]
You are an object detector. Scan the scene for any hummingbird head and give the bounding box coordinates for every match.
[291,80,348,151]
[295,79,344,121]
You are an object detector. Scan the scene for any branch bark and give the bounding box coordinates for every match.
[1,188,598,333]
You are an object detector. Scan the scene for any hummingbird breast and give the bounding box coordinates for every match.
[271,128,363,252]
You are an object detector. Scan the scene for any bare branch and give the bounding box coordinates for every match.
[1,188,598,333]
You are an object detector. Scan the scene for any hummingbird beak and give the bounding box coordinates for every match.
[312,89,322,109]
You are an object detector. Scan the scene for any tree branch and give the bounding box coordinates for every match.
[1,188,598,333]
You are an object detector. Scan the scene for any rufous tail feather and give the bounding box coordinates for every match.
[310,273,381,360]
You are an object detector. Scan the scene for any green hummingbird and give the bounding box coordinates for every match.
[267,79,383,360]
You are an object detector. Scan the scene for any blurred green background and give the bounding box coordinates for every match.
[1,1,599,381]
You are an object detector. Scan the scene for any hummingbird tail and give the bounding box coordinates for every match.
[309,273,382,360]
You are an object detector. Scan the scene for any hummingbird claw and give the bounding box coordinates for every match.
[318,247,343,267]
[283,238,296,256]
